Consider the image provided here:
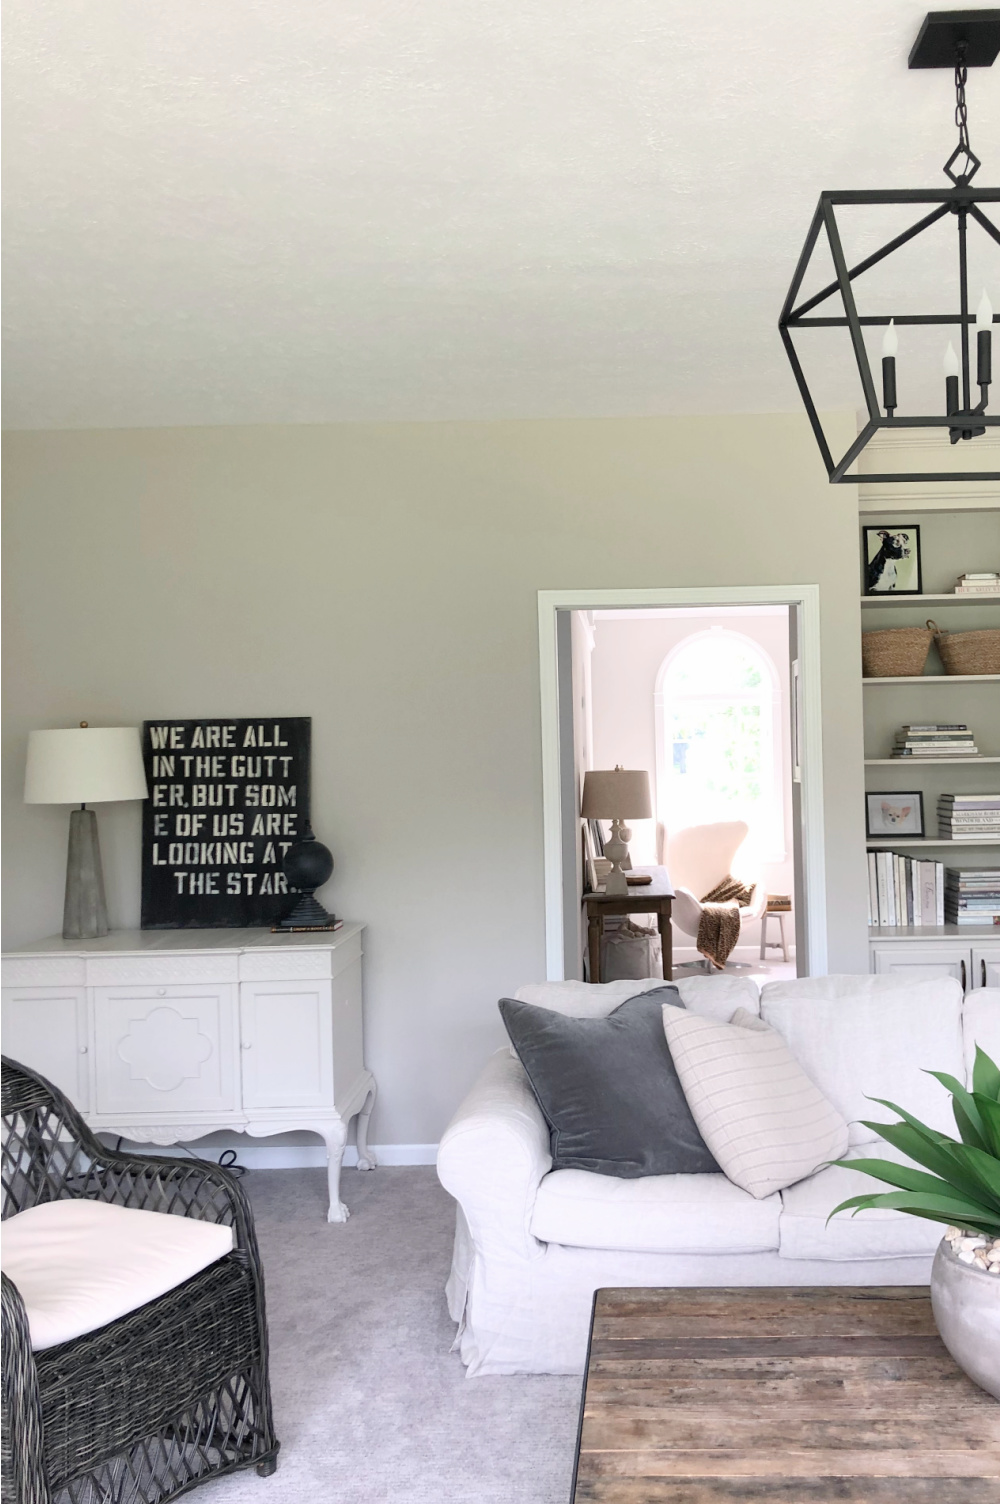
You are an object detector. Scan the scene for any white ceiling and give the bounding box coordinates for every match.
[3,1,1000,429]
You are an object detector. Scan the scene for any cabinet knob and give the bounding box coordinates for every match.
[241,1041,252,1050]
[79,1045,88,1054]
[156,988,167,997]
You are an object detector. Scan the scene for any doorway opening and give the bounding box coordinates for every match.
[538,586,827,982]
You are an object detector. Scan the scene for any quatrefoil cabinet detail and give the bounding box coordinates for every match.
[1,923,376,1223]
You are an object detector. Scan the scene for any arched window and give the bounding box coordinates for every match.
[654,629,784,861]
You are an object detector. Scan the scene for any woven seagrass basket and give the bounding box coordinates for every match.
[861,624,934,677]
[932,621,1000,676]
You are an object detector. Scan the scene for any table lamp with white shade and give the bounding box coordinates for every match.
[24,724,148,939]
[581,767,652,897]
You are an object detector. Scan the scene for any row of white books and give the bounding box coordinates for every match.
[867,850,943,928]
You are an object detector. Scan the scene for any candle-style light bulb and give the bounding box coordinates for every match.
[943,341,960,378]
[976,289,993,389]
[976,289,994,332]
[881,320,898,359]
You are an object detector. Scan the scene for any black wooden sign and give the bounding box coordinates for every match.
[140,717,311,929]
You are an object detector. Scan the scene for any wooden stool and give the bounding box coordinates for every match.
[759,896,791,962]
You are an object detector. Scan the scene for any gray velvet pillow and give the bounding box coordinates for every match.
[498,986,719,1177]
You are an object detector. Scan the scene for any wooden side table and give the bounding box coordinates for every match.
[583,865,675,984]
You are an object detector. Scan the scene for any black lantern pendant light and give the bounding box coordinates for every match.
[780,10,1000,483]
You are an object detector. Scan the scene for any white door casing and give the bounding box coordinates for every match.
[537,585,827,979]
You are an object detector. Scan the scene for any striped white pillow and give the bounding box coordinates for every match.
[662,1004,849,1200]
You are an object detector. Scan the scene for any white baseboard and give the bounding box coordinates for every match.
[108,1140,439,1169]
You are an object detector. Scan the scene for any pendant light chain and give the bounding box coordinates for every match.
[945,40,981,184]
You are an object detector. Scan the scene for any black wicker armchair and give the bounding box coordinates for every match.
[1,1057,279,1504]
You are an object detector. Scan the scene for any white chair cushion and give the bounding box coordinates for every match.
[514,973,760,1020]
[1,1200,234,1351]
[779,1143,942,1262]
[530,1167,780,1254]
[662,1005,849,1200]
[759,975,965,1146]
[962,988,1000,1084]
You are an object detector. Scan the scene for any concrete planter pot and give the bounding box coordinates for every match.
[930,1237,1000,1400]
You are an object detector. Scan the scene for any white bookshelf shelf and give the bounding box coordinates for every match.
[861,593,1000,607]
[862,674,1000,685]
[864,756,1000,765]
[866,837,1000,848]
[868,925,1000,941]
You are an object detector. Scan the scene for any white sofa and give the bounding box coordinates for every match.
[436,973,1000,1375]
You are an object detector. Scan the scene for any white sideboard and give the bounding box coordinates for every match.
[869,929,1000,991]
[1,924,375,1223]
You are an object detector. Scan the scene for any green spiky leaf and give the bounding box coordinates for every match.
[972,1046,1000,1104]
[924,1071,988,1150]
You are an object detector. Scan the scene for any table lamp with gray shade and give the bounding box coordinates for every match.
[580,767,652,897]
[24,724,148,939]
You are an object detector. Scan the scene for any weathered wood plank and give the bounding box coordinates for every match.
[580,1407,1000,1451]
[571,1288,999,1503]
[573,1478,1000,1503]
[594,1287,928,1317]
[589,1335,947,1361]
[582,1367,994,1406]
[592,1302,939,1340]
[579,1449,1000,1479]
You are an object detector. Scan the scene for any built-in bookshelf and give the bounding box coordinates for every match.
[859,490,1000,973]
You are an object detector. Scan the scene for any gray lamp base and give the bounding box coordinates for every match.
[63,807,109,939]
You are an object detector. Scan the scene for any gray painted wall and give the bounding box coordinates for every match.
[2,411,867,1143]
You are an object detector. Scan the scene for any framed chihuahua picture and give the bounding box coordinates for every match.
[866,790,925,839]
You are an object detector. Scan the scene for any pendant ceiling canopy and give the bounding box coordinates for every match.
[780,9,1000,483]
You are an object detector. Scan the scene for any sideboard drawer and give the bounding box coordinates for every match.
[92,985,238,1117]
[1,987,90,1109]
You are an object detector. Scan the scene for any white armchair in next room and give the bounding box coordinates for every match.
[661,820,768,964]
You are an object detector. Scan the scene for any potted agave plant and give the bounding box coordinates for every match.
[830,1045,1000,1399]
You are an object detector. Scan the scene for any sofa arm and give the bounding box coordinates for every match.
[437,1048,552,1263]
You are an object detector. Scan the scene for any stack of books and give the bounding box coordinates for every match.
[938,794,1000,841]
[955,572,1000,596]
[892,724,978,758]
[866,850,943,927]
[945,868,1000,927]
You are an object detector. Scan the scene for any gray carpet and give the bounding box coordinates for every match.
[210,1167,579,1503]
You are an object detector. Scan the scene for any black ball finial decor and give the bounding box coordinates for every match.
[275,821,337,930]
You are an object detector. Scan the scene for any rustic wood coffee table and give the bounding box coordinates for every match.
[571,1286,999,1502]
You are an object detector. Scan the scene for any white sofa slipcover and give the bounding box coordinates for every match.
[437,976,1000,1376]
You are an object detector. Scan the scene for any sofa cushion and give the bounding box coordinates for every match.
[530,1167,781,1254]
[779,1143,942,1262]
[963,988,1000,1085]
[513,973,760,1020]
[759,975,965,1145]
[0,1199,234,1351]
[499,988,719,1177]
[662,1005,849,1199]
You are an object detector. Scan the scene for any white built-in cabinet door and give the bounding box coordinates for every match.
[92,985,238,1117]
[2,988,90,1109]
[972,947,1000,989]
[239,982,335,1110]
[871,945,970,988]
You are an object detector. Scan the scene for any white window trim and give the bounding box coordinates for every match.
[653,628,786,863]
[537,584,827,979]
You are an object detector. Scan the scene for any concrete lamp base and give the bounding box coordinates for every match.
[63,806,109,939]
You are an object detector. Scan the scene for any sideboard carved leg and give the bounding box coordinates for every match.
[320,1122,349,1223]
[355,1080,378,1171]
